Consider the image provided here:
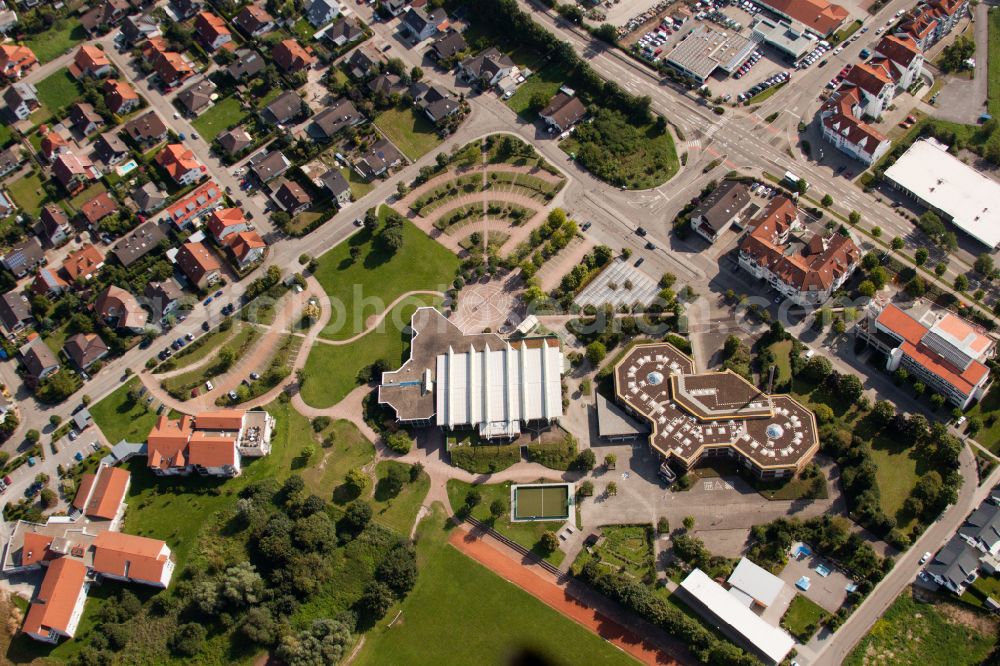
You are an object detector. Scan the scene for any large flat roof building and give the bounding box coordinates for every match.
[610,343,818,479]
[679,569,795,664]
[884,138,1000,248]
[379,307,564,440]
[665,25,759,83]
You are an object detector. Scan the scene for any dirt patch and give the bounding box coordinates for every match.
[936,598,1000,635]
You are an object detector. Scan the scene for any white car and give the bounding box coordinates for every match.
[920,551,932,564]
[205,380,214,392]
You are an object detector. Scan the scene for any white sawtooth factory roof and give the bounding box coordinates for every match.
[884,138,1000,248]
[435,340,563,439]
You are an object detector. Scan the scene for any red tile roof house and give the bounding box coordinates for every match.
[194,11,232,51]
[0,44,38,80]
[227,230,267,268]
[272,38,317,73]
[156,143,205,186]
[839,61,895,120]
[873,34,924,91]
[857,301,992,409]
[143,37,195,88]
[103,78,140,115]
[818,87,891,165]
[161,180,222,230]
[21,557,89,643]
[68,45,112,80]
[78,191,119,227]
[176,241,222,290]
[92,531,175,587]
[145,409,274,476]
[738,196,862,306]
[60,244,105,283]
[38,125,70,163]
[52,152,100,196]
[95,285,148,333]
[206,207,249,243]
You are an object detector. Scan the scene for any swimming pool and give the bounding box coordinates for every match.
[116,159,138,176]
[815,563,831,577]
[795,544,812,558]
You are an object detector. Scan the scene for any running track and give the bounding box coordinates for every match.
[448,526,683,666]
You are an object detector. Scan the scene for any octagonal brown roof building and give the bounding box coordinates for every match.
[612,343,818,479]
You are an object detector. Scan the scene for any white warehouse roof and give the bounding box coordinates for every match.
[884,138,1000,248]
[435,339,563,439]
[727,557,786,608]
[680,569,794,664]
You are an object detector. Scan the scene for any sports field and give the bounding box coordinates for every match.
[513,484,569,521]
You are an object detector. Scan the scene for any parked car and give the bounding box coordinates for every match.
[75,452,84,462]
[920,551,932,564]
[205,381,214,392]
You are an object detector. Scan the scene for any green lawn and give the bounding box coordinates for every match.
[580,525,655,582]
[869,434,921,523]
[311,207,458,340]
[845,590,997,666]
[747,81,788,105]
[300,294,441,409]
[960,383,1000,453]
[23,19,86,63]
[960,573,1000,610]
[781,594,826,642]
[371,460,431,535]
[341,165,374,200]
[69,182,107,210]
[6,171,49,216]
[355,504,634,666]
[987,7,1000,117]
[767,340,792,386]
[374,106,442,161]
[0,123,13,149]
[90,378,160,444]
[445,479,566,567]
[34,69,83,117]
[191,97,247,138]
[506,63,571,117]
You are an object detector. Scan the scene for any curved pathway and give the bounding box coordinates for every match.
[139,279,324,413]
[312,290,445,346]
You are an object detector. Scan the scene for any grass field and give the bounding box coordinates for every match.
[300,294,441,408]
[781,594,826,642]
[374,106,442,161]
[445,479,566,566]
[7,171,49,216]
[869,434,921,524]
[23,19,86,63]
[371,460,431,535]
[845,590,997,666]
[506,63,571,117]
[0,123,13,149]
[69,182,107,210]
[355,504,635,666]
[191,97,247,138]
[90,378,160,445]
[34,69,83,117]
[747,81,787,105]
[311,207,457,340]
[769,340,793,385]
[960,384,1000,453]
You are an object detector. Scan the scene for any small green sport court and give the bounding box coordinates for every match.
[511,483,573,522]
